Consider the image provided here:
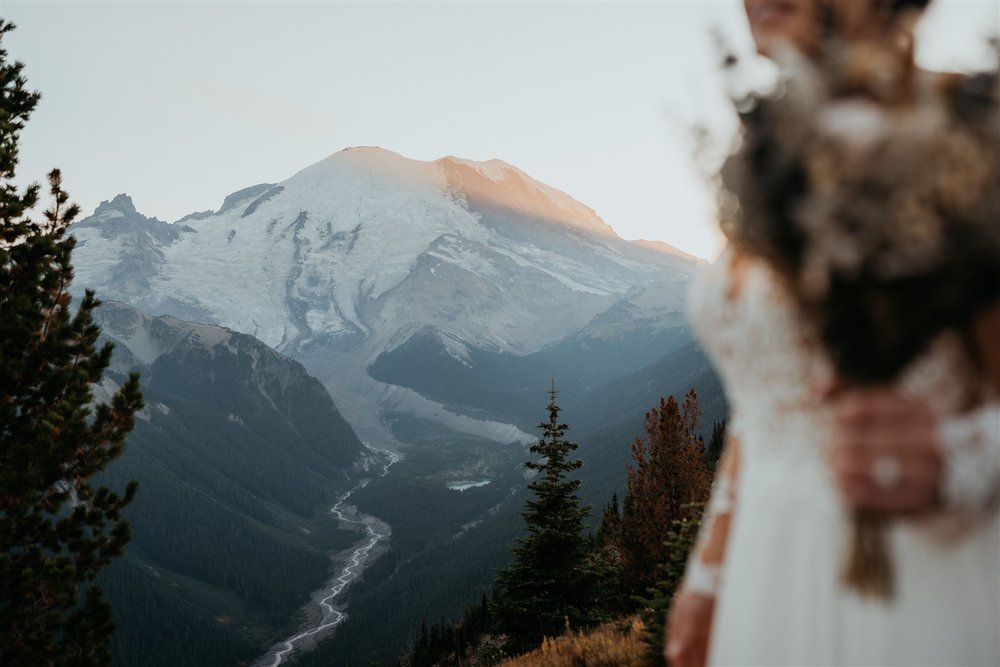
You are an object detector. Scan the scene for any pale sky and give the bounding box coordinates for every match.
[4,0,998,259]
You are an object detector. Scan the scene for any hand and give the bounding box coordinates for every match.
[826,387,943,515]
[665,588,715,667]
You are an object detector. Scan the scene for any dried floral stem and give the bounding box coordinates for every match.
[843,510,894,599]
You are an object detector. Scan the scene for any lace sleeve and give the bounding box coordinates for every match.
[682,430,741,598]
[938,400,1000,515]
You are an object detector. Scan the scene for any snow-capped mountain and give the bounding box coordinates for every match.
[70,147,702,443]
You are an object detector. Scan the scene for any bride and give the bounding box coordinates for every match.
[666,1,1000,665]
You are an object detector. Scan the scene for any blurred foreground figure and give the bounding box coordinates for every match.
[667,1,1000,665]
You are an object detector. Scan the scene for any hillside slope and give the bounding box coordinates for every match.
[93,301,370,666]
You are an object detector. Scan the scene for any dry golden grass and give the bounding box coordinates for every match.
[499,617,648,667]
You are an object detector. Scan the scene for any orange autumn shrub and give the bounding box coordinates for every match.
[499,617,647,667]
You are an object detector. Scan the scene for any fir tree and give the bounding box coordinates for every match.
[705,419,727,471]
[491,382,597,651]
[0,20,143,665]
[602,390,711,599]
[595,492,621,549]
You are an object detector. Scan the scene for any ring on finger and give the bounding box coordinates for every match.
[871,455,901,491]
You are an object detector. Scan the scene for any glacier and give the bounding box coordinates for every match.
[70,146,699,445]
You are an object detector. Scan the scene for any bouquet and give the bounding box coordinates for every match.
[719,10,1000,597]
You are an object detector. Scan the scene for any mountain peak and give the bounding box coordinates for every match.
[436,156,518,183]
[337,145,400,157]
[288,146,438,189]
[435,155,617,238]
[299,148,612,239]
[95,193,137,217]
[329,146,416,170]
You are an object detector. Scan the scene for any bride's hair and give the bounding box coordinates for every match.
[883,0,932,11]
[818,0,933,36]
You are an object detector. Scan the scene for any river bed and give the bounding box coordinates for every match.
[253,448,398,667]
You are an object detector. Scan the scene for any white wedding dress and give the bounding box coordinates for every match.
[686,247,1000,666]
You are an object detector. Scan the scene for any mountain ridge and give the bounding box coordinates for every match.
[92,300,372,667]
[70,146,706,446]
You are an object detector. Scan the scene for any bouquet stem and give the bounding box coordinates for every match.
[843,510,894,599]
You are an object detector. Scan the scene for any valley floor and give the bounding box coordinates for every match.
[254,448,399,667]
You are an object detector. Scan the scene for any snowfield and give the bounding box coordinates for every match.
[71,147,698,443]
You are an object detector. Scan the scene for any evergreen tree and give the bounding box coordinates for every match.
[595,492,621,549]
[491,382,596,651]
[603,390,711,599]
[0,20,143,665]
[705,419,727,471]
[636,509,703,667]
[403,593,496,667]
